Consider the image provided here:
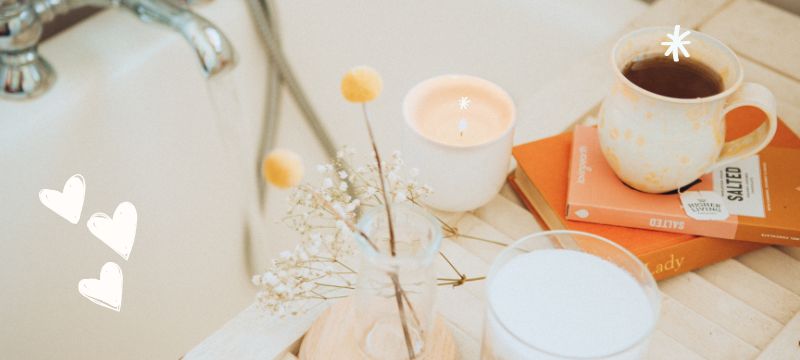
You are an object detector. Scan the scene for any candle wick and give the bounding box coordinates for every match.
[457,118,468,138]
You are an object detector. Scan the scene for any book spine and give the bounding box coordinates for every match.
[566,203,800,247]
[509,177,760,280]
[637,238,762,281]
[563,205,768,279]
[565,203,733,240]
[734,222,800,247]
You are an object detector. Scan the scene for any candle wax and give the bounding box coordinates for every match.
[488,249,653,358]
[409,86,512,147]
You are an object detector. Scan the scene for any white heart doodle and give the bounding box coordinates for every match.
[87,202,137,261]
[38,174,85,224]
[78,262,123,312]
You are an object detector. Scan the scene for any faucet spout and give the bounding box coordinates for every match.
[0,0,236,100]
[119,0,236,77]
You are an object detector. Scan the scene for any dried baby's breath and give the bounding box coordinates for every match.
[254,148,432,316]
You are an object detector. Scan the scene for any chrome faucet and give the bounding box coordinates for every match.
[0,0,235,100]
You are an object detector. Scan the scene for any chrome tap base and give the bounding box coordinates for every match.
[0,0,234,100]
[0,49,55,99]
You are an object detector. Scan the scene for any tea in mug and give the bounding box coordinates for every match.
[622,56,723,99]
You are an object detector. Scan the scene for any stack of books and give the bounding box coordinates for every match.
[508,107,800,280]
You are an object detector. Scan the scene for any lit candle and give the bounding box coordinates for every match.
[402,75,515,212]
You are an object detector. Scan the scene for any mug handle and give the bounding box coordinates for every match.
[708,82,778,171]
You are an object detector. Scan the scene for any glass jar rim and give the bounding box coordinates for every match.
[355,203,443,267]
[485,230,661,359]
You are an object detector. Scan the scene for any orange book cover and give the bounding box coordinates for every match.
[567,125,800,247]
[509,108,796,280]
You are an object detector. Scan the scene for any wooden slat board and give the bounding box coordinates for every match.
[702,0,800,82]
[186,0,800,359]
[659,273,784,349]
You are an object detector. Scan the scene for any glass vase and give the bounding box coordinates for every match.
[354,204,442,360]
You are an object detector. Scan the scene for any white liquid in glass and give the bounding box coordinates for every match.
[487,249,654,359]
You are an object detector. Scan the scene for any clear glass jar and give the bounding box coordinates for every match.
[354,204,442,360]
[482,230,661,360]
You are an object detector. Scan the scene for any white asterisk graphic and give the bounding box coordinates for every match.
[458,96,471,110]
[661,25,691,62]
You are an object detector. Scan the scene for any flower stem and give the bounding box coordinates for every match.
[400,283,423,331]
[391,273,416,359]
[361,103,397,256]
[361,103,414,360]
[314,282,355,290]
[438,276,486,287]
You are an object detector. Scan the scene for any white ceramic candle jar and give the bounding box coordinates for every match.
[402,75,515,212]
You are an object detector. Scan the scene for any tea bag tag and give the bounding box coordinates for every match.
[679,190,730,221]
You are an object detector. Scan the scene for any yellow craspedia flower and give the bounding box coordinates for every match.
[262,149,304,189]
[341,66,382,103]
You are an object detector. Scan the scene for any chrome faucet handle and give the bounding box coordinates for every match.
[0,1,54,99]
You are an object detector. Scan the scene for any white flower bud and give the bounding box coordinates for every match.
[274,284,288,294]
[262,272,279,286]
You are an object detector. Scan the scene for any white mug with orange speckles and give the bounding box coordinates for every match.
[599,27,777,193]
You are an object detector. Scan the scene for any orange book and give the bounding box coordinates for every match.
[509,108,796,280]
[567,125,800,246]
